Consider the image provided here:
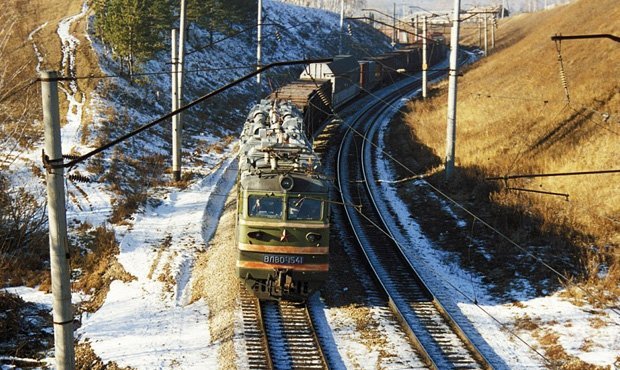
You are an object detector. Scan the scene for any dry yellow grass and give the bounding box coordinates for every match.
[393,0,619,300]
[1,0,101,148]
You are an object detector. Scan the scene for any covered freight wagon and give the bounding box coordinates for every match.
[299,55,360,108]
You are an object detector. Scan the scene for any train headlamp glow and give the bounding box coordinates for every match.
[306,232,321,243]
[280,175,294,191]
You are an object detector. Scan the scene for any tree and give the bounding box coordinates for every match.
[91,0,255,74]
[92,0,173,75]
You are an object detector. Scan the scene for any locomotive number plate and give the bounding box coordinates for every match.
[263,255,304,264]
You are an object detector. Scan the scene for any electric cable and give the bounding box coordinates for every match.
[0,78,38,104]
[330,158,554,365]
[299,53,620,317]
[297,54,602,361]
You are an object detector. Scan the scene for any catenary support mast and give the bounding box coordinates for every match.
[445,0,461,180]
[41,70,75,370]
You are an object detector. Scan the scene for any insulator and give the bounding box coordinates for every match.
[317,89,331,108]
[347,23,353,36]
[557,54,570,104]
[67,174,92,183]
[63,154,80,160]
[275,30,282,42]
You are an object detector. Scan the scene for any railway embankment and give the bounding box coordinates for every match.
[384,0,619,367]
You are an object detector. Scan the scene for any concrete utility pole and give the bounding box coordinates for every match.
[491,15,496,49]
[392,2,397,47]
[339,0,344,54]
[414,15,419,42]
[478,19,482,48]
[422,15,428,98]
[256,0,263,96]
[41,70,74,370]
[484,14,488,56]
[171,28,180,181]
[171,0,187,182]
[445,0,461,180]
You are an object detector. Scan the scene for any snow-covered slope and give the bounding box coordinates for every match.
[2,1,391,368]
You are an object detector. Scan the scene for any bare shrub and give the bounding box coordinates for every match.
[0,290,53,361]
[72,225,135,313]
[75,341,131,370]
[106,150,167,224]
[0,175,48,287]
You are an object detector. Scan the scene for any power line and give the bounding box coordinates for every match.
[331,165,553,366]
[551,33,620,43]
[0,78,38,104]
[42,58,333,171]
[32,64,259,82]
[299,55,614,358]
[303,64,620,317]
[486,169,620,181]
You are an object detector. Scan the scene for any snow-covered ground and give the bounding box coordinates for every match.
[76,157,237,369]
[369,82,620,368]
[3,0,619,369]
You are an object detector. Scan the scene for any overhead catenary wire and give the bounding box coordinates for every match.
[301,54,620,318]
[352,104,620,316]
[41,58,333,171]
[334,177,554,366]
[307,21,620,316]
[297,55,597,359]
[486,169,620,181]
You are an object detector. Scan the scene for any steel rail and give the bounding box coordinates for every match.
[336,81,437,369]
[240,284,273,369]
[260,300,329,369]
[336,73,492,368]
[361,94,493,369]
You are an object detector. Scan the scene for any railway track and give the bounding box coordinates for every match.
[336,76,493,369]
[240,285,272,369]
[240,285,328,369]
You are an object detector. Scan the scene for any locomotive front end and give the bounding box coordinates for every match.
[236,100,330,301]
[237,173,329,300]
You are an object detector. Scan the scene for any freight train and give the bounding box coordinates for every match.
[236,100,330,301]
[237,41,447,300]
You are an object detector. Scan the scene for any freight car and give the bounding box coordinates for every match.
[268,79,332,140]
[236,100,330,301]
[299,55,360,108]
[299,41,448,101]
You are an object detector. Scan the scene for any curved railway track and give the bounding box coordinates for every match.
[336,75,493,369]
[240,285,328,369]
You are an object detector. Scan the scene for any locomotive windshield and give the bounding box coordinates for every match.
[248,195,283,219]
[287,197,322,221]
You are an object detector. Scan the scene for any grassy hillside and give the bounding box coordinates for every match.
[388,0,619,300]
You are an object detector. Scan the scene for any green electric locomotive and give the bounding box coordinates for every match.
[236,100,330,301]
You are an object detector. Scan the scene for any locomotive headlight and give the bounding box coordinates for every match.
[280,175,294,191]
[247,231,264,240]
[306,232,321,243]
